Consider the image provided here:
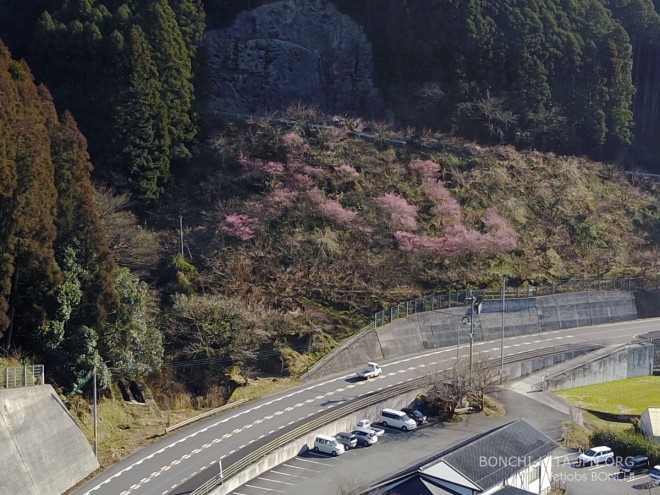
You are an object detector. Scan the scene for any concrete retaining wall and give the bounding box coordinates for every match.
[545,344,653,391]
[306,291,637,380]
[635,289,660,318]
[536,291,637,330]
[0,385,98,495]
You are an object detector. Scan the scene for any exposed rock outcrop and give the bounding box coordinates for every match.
[204,0,382,117]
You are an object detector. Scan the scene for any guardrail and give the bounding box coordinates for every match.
[191,342,602,495]
[1,365,45,389]
[166,399,249,433]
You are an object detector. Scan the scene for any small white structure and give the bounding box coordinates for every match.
[640,407,660,442]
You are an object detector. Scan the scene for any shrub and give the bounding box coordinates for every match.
[590,428,660,465]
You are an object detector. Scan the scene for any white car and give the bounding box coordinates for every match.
[578,446,614,466]
[313,434,345,456]
[351,427,378,446]
[355,419,384,437]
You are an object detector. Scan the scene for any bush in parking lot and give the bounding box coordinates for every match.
[590,429,660,465]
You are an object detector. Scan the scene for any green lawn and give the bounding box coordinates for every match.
[554,376,660,415]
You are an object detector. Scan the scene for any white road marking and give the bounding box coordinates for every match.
[258,477,294,485]
[245,484,285,493]
[271,470,305,478]
[296,458,326,465]
[282,463,319,472]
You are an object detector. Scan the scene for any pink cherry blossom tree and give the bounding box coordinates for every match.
[317,198,359,224]
[423,179,462,226]
[409,159,441,179]
[221,214,259,241]
[377,193,419,231]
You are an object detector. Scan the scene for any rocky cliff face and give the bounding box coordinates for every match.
[204,0,382,117]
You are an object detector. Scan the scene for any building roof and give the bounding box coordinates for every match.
[437,419,557,490]
[369,419,557,494]
[384,476,458,495]
[493,487,536,495]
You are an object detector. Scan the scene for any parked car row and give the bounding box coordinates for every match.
[311,407,427,456]
[577,445,659,482]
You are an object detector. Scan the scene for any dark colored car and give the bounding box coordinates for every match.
[620,455,649,476]
[335,432,358,450]
[402,407,427,425]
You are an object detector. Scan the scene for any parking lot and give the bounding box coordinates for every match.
[225,388,660,495]
[553,447,660,494]
[227,418,494,495]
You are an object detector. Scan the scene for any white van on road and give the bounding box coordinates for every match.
[379,408,417,432]
[313,434,345,456]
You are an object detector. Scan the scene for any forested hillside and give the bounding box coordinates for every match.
[1,0,660,402]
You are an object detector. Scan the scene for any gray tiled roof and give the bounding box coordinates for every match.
[439,419,557,490]
[387,476,458,495]
[493,487,536,495]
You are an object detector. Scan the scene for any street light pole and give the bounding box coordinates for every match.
[469,305,474,386]
[465,290,475,386]
[93,365,98,458]
[500,275,506,384]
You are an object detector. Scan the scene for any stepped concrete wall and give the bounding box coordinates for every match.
[0,385,98,495]
[544,344,654,391]
[306,291,637,379]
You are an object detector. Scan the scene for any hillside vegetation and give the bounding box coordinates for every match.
[0,0,660,403]
[150,112,660,389]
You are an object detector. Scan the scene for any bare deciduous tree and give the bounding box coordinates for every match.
[427,360,471,417]
[469,352,500,411]
[94,185,161,272]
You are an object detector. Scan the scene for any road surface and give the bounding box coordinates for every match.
[72,318,660,495]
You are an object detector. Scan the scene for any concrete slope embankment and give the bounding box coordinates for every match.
[0,385,98,495]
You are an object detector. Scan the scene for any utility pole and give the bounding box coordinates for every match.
[179,215,184,257]
[500,275,506,384]
[469,304,474,386]
[93,365,98,458]
[465,290,475,386]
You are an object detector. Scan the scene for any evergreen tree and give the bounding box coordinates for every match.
[0,42,61,346]
[133,0,196,160]
[29,0,200,199]
[169,0,206,56]
[111,24,170,199]
[50,109,118,328]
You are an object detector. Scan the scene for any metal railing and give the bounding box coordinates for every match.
[1,365,45,389]
[192,342,602,495]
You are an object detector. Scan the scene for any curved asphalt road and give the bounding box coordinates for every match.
[72,317,660,495]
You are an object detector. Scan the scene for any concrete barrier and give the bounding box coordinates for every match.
[544,344,653,391]
[0,385,98,495]
[305,291,637,380]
